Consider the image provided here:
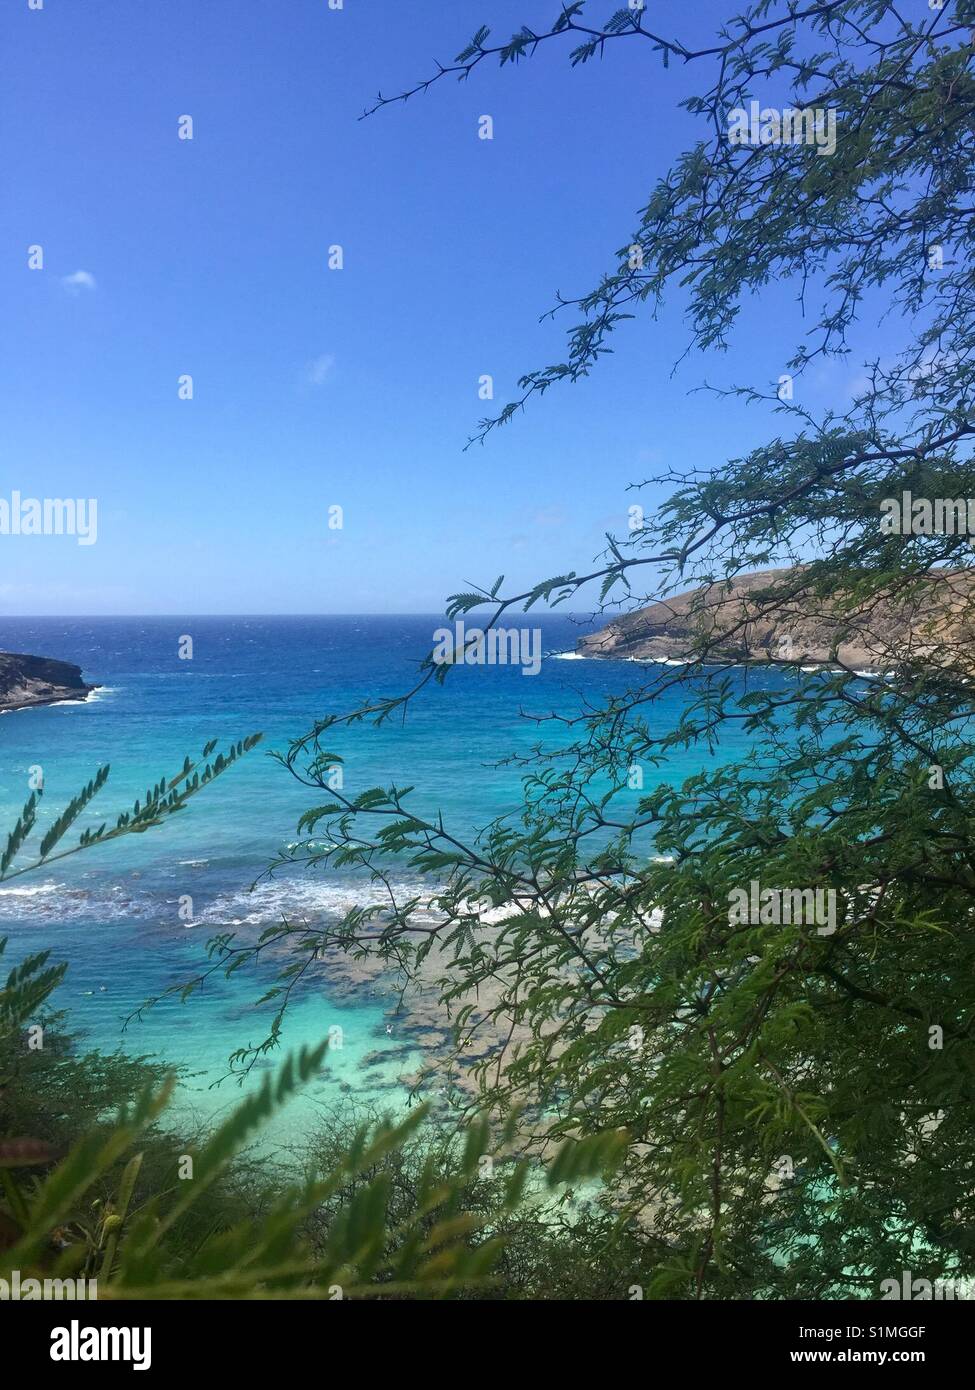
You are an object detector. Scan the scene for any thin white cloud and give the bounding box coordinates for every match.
[62,270,96,294]
[531,507,567,528]
[304,353,335,387]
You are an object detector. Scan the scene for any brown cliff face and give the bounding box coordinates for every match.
[576,567,975,670]
[0,651,96,712]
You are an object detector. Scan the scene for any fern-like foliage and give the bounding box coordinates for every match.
[0,735,263,884]
[1,1040,625,1297]
[0,939,68,1037]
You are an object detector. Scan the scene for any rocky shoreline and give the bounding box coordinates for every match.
[0,651,97,712]
[575,566,975,670]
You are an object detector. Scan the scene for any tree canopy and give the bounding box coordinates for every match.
[173,2,975,1299]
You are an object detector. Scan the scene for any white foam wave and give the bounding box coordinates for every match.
[201,875,435,928]
[0,859,680,930]
[0,882,60,898]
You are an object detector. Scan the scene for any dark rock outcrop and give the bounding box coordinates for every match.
[0,651,96,712]
[576,567,975,671]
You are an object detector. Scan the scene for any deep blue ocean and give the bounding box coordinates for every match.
[0,615,760,1138]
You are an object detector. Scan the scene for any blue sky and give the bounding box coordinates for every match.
[1,0,871,615]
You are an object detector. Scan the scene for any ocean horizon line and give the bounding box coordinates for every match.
[0,611,592,622]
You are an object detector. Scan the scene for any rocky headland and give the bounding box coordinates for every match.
[575,566,975,671]
[0,651,97,712]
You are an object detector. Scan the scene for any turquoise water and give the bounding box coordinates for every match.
[0,615,760,1137]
